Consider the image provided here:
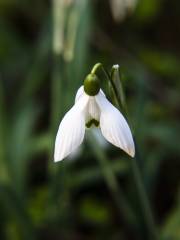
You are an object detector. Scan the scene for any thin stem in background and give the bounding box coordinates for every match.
[92,62,158,239]
[88,134,137,229]
[110,65,159,239]
[91,64,138,228]
[51,0,65,131]
[132,144,158,239]
[50,1,73,236]
[50,0,67,211]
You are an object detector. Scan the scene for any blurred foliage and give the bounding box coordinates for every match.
[0,0,180,239]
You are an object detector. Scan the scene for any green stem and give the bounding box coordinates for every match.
[111,65,128,116]
[109,65,158,239]
[88,135,137,228]
[91,63,122,109]
[50,0,65,199]
[90,62,158,238]
[91,62,103,74]
[131,150,158,239]
[49,2,71,234]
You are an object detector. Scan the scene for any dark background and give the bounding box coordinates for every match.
[0,0,180,239]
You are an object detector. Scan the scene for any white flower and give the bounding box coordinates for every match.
[54,86,135,162]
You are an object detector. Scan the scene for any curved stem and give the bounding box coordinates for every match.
[91,63,122,108]
[91,62,158,239]
[91,62,103,74]
[110,66,158,239]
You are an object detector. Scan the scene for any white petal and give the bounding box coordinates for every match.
[54,94,89,162]
[75,87,101,123]
[100,89,105,96]
[87,97,100,122]
[75,85,84,103]
[95,92,135,157]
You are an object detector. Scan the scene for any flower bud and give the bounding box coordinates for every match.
[84,73,100,96]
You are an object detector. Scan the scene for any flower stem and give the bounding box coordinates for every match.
[91,62,103,74]
[131,148,158,239]
[110,65,158,239]
[88,134,137,228]
[92,62,159,239]
[91,63,122,108]
[50,0,67,196]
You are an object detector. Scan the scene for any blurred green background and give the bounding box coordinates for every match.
[0,0,180,239]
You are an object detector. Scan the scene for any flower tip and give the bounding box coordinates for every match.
[54,154,65,163]
[54,157,60,163]
[129,151,135,158]
[127,147,135,158]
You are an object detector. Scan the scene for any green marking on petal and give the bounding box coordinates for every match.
[86,119,99,128]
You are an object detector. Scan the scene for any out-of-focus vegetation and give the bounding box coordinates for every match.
[0,0,180,239]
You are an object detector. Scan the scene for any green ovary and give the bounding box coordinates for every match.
[84,73,100,96]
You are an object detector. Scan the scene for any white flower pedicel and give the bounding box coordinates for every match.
[54,65,135,162]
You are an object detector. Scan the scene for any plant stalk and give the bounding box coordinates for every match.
[91,62,158,239]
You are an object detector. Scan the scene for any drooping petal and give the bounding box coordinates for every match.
[75,85,84,103]
[54,94,89,162]
[95,91,135,157]
[75,86,91,124]
[75,86,100,125]
[100,89,105,96]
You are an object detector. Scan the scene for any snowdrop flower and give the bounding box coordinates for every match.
[54,73,135,162]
